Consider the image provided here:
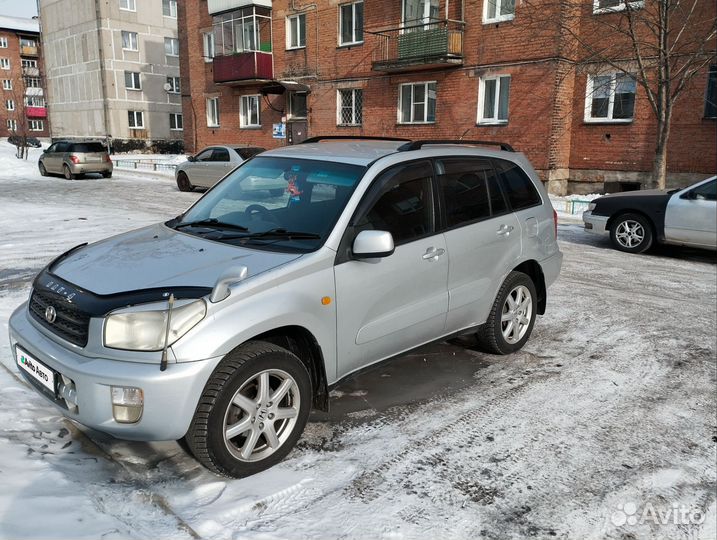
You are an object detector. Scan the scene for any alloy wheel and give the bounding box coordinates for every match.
[615,220,645,249]
[501,285,533,344]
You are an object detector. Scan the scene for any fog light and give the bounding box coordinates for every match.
[111,386,144,424]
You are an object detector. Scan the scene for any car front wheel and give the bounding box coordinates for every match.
[177,171,193,192]
[39,162,48,177]
[610,213,653,253]
[184,341,311,478]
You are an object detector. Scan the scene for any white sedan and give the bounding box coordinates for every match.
[175,145,267,191]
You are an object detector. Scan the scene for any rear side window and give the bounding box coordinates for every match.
[70,143,106,153]
[236,147,264,160]
[438,158,508,227]
[494,159,541,211]
[211,148,230,162]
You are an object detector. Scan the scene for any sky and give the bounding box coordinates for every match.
[0,0,37,19]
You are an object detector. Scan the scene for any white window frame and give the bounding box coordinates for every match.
[398,81,437,124]
[483,0,515,24]
[202,31,215,62]
[0,37,8,48]
[21,59,37,68]
[122,31,139,51]
[128,110,145,129]
[6,119,17,131]
[593,0,644,14]
[584,72,637,123]
[24,96,45,107]
[125,71,141,90]
[0,58,9,70]
[477,75,511,125]
[206,97,220,127]
[286,14,306,49]
[169,113,183,131]
[2,79,11,90]
[164,37,180,57]
[337,88,363,126]
[119,0,136,12]
[29,120,44,131]
[6,99,15,111]
[339,1,364,46]
[162,0,178,18]
[24,77,41,88]
[240,94,261,128]
[166,76,180,93]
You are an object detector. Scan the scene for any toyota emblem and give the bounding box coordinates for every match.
[45,306,57,324]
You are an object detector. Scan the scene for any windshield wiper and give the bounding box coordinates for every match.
[221,228,321,241]
[174,218,249,232]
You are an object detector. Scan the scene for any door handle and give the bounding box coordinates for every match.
[422,247,446,261]
[496,224,515,236]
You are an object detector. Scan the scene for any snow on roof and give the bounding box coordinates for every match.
[0,14,39,34]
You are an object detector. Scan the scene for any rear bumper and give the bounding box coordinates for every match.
[541,251,563,289]
[69,162,113,174]
[8,303,222,441]
[582,211,609,235]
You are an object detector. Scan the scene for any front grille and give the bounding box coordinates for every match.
[29,289,90,347]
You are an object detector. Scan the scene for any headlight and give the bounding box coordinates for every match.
[587,203,596,211]
[104,299,206,351]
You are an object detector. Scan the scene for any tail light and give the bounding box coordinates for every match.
[69,155,80,164]
[104,154,111,162]
[553,209,558,239]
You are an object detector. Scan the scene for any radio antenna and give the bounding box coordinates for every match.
[160,293,175,372]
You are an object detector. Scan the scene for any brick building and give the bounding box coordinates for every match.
[178,0,716,194]
[0,15,50,140]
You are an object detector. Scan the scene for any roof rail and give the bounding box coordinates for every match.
[397,140,515,152]
[300,136,411,144]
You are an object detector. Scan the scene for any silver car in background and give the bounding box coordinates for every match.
[39,141,113,180]
[175,145,265,191]
[10,138,562,478]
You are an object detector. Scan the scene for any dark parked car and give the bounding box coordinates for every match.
[39,141,113,180]
[8,135,42,148]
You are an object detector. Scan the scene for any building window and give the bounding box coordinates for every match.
[0,37,7,48]
[2,79,11,90]
[21,59,37,68]
[202,32,215,62]
[24,77,42,88]
[593,0,644,14]
[24,96,45,107]
[122,31,138,51]
[6,119,17,131]
[705,65,717,119]
[339,1,364,46]
[29,120,44,131]
[124,71,141,90]
[337,88,363,126]
[240,95,261,127]
[166,76,180,93]
[5,99,14,111]
[585,72,636,122]
[128,110,144,129]
[207,97,220,127]
[483,0,515,23]
[20,38,36,48]
[162,0,178,17]
[170,113,183,130]
[212,6,272,56]
[403,0,439,26]
[286,14,306,49]
[0,58,9,70]
[478,75,510,124]
[120,0,136,11]
[398,81,436,124]
[164,37,180,57]
[288,92,307,119]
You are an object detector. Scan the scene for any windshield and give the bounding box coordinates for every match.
[174,156,367,252]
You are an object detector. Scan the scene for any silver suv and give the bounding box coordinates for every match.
[10,138,562,477]
[38,141,113,180]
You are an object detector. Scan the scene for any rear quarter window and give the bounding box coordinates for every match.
[494,159,542,211]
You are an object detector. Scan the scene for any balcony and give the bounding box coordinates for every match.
[21,45,38,57]
[213,52,273,85]
[22,67,40,77]
[26,107,47,119]
[372,20,464,73]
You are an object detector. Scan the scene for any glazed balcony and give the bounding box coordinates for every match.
[213,51,274,85]
[372,20,464,73]
[21,45,39,57]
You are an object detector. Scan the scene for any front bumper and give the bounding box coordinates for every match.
[8,303,222,441]
[582,211,609,235]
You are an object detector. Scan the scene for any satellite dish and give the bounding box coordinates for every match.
[163,83,172,92]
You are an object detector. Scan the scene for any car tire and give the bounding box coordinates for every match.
[39,162,48,177]
[177,172,194,192]
[184,341,312,478]
[102,171,112,179]
[63,164,76,180]
[476,271,537,355]
[610,213,654,254]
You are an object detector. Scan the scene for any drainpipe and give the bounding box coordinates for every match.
[94,0,112,149]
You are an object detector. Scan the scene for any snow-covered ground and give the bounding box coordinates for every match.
[0,141,715,540]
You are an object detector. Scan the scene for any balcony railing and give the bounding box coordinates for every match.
[21,46,38,57]
[22,67,40,77]
[372,20,464,73]
[26,107,47,119]
[213,51,274,85]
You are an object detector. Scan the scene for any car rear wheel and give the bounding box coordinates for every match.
[184,341,311,478]
[63,164,76,180]
[39,162,48,177]
[102,171,112,179]
[477,271,537,355]
[610,213,653,253]
[177,171,193,192]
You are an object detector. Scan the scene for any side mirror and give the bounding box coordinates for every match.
[187,155,196,162]
[210,265,248,303]
[352,230,395,260]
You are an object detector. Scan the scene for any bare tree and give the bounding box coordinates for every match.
[524,0,716,189]
[8,81,31,160]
